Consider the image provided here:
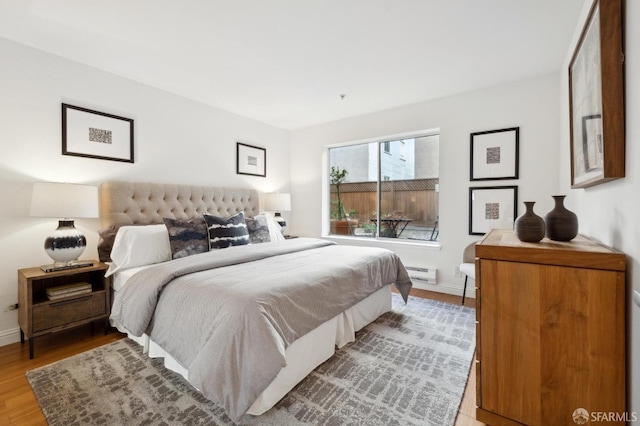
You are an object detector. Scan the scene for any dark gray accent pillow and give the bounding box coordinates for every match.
[245,215,271,244]
[97,225,120,263]
[203,211,250,249]
[163,217,209,259]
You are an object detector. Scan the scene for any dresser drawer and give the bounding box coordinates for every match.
[32,291,106,332]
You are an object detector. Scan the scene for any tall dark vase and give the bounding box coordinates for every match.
[514,201,546,242]
[544,195,578,241]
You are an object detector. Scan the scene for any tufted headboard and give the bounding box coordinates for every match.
[97,181,260,261]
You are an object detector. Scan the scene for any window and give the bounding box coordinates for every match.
[328,132,439,241]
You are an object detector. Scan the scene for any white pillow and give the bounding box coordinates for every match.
[105,224,171,277]
[264,214,285,241]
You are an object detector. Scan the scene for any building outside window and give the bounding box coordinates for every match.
[328,132,439,241]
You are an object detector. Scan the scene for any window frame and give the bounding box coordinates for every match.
[325,128,440,244]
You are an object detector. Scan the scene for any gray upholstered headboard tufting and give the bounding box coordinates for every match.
[97,181,260,261]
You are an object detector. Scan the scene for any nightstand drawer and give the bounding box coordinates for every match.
[32,291,106,332]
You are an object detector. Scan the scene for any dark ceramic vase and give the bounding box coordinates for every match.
[544,195,578,241]
[514,201,546,242]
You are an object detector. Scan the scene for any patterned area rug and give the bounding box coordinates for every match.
[27,294,475,426]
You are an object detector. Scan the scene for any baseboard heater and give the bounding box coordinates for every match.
[406,266,436,284]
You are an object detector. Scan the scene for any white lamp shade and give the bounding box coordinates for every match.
[30,182,99,219]
[264,193,291,212]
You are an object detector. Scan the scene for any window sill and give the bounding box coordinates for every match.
[323,235,441,249]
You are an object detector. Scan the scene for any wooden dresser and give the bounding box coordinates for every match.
[475,229,626,426]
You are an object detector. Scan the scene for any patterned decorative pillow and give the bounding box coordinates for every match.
[245,214,271,244]
[203,211,251,249]
[163,217,209,259]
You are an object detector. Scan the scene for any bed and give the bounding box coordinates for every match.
[99,181,412,422]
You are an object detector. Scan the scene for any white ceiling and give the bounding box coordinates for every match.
[0,0,585,130]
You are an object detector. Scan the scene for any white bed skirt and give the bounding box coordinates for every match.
[111,285,392,416]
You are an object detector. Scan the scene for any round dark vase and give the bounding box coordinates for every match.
[544,195,578,241]
[514,201,546,242]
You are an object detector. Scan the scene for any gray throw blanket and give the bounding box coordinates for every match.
[110,238,412,422]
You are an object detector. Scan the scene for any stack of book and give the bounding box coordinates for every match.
[46,282,92,301]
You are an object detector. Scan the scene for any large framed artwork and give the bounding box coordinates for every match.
[236,142,266,177]
[470,127,519,181]
[569,0,624,188]
[469,186,518,235]
[62,104,134,163]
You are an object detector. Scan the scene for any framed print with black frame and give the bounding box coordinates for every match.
[62,103,134,163]
[470,127,519,181]
[469,185,518,235]
[569,0,624,188]
[236,142,266,177]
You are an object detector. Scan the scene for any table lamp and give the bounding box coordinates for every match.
[264,192,291,234]
[30,182,99,270]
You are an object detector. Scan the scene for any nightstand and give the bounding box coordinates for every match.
[18,261,111,359]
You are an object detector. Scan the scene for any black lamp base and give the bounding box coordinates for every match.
[274,212,287,233]
[40,260,94,273]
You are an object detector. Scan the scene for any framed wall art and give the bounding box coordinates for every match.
[62,103,134,163]
[470,127,519,181]
[569,0,624,188]
[236,142,266,177]
[469,185,518,235]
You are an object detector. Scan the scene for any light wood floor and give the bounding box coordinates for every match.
[0,288,484,425]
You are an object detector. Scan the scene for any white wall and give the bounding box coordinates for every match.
[560,0,640,414]
[290,73,561,296]
[0,38,290,345]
